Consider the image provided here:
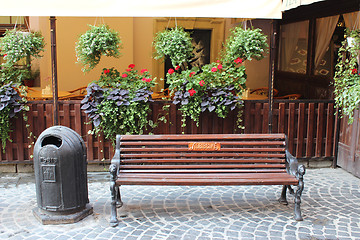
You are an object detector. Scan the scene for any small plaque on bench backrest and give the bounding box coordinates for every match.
[188,142,221,151]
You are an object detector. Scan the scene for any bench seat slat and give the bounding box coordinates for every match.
[118,172,295,180]
[117,177,298,186]
[120,158,285,163]
[119,164,286,169]
[120,147,285,152]
[121,153,285,158]
[120,133,286,141]
[120,141,286,146]
[119,169,287,173]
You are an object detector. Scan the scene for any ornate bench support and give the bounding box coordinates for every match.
[285,146,306,221]
[294,165,305,221]
[279,185,289,205]
[109,135,122,227]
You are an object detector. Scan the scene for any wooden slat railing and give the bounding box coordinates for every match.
[0,99,337,164]
[243,100,336,159]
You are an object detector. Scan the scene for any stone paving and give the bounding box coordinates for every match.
[0,168,360,240]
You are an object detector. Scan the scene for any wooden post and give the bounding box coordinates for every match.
[268,20,278,133]
[50,16,59,125]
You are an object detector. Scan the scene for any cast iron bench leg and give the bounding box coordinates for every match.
[110,181,118,227]
[109,163,119,227]
[116,186,123,207]
[294,165,305,221]
[279,185,288,205]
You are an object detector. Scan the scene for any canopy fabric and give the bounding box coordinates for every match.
[282,0,324,11]
[0,0,282,19]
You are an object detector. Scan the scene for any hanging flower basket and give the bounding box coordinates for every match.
[153,27,194,67]
[75,24,122,72]
[0,29,45,65]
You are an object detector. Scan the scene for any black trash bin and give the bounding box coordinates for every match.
[32,126,92,224]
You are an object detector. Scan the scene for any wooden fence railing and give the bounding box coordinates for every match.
[0,99,337,164]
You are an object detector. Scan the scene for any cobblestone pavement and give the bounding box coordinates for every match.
[0,168,360,240]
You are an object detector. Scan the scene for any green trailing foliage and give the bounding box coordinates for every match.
[0,29,45,65]
[0,29,43,153]
[334,29,360,123]
[75,24,122,72]
[0,29,45,86]
[153,27,194,67]
[0,83,25,151]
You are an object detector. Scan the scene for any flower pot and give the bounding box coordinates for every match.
[23,79,34,87]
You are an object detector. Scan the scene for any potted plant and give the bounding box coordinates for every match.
[75,24,123,72]
[153,27,194,67]
[334,29,360,123]
[0,82,27,151]
[81,64,160,142]
[154,25,269,128]
[0,29,45,86]
[0,29,44,151]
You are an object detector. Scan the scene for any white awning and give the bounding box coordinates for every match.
[0,0,282,19]
[282,0,325,11]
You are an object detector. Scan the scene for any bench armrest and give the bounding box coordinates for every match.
[285,150,305,179]
[109,135,121,181]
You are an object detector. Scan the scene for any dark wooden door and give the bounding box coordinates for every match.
[337,109,360,177]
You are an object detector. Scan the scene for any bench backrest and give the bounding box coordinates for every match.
[116,134,288,173]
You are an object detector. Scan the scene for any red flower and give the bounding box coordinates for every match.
[168,68,175,74]
[217,64,223,70]
[199,80,205,86]
[189,71,196,77]
[128,64,135,69]
[234,57,243,64]
[188,88,196,96]
[216,60,220,63]
[126,68,131,72]
[211,67,217,72]
[351,68,358,74]
[103,69,110,74]
[175,65,180,70]
[140,69,148,73]
[122,73,128,78]
[142,78,152,82]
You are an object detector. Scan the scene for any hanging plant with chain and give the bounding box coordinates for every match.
[75,24,123,72]
[153,27,194,67]
[0,29,45,86]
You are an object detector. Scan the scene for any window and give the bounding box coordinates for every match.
[278,21,309,74]
[278,16,347,77]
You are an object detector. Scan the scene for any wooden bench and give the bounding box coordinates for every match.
[109,133,305,227]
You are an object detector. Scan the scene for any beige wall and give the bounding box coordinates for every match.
[32,17,137,91]
[27,17,271,92]
[224,18,271,91]
[245,19,271,91]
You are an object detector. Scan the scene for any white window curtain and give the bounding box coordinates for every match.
[343,11,360,30]
[280,22,302,71]
[279,21,309,72]
[314,15,339,68]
